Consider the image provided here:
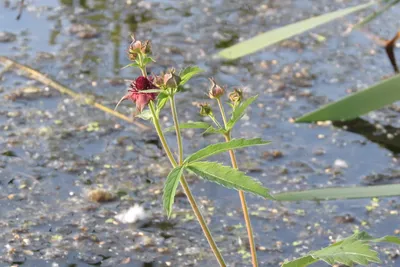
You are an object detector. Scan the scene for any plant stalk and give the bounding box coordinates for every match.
[149,101,226,267]
[217,98,259,267]
[169,97,184,164]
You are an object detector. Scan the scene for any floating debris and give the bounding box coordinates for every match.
[0,31,16,42]
[333,159,349,169]
[115,204,148,224]
[87,189,114,203]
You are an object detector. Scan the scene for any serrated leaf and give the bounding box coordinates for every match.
[282,232,399,267]
[203,126,227,135]
[164,121,212,133]
[371,235,400,245]
[354,232,400,245]
[217,2,374,59]
[226,95,258,130]
[311,238,380,266]
[184,138,270,163]
[163,166,184,218]
[186,161,273,199]
[135,109,153,120]
[353,0,400,29]
[179,66,204,85]
[281,255,318,267]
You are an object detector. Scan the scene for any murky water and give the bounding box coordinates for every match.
[1,0,399,266]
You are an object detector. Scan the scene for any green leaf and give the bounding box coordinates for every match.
[296,74,400,122]
[179,66,204,85]
[311,237,380,266]
[121,62,139,69]
[156,93,169,117]
[135,109,153,120]
[226,95,258,130]
[142,56,156,65]
[184,138,270,163]
[356,232,400,245]
[218,2,374,59]
[203,126,227,135]
[372,236,400,245]
[281,256,318,267]
[354,0,400,29]
[273,184,400,201]
[186,161,273,199]
[139,89,163,94]
[164,121,212,133]
[163,166,184,218]
[282,232,399,267]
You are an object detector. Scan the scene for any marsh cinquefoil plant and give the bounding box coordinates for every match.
[116,36,400,267]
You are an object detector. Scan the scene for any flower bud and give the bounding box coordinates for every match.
[199,103,213,117]
[163,70,181,88]
[128,35,151,61]
[142,40,152,54]
[229,88,243,105]
[208,78,225,99]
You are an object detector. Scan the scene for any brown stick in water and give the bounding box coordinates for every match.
[0,56,150,131]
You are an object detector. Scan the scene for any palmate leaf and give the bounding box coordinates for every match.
[282,231,395,267]
[311,238,380,266]
[162,166,184,217]
[354,232,400,245]
[217,2,374,59]
[296,73,400,122]
[184,138,270,163]
[226,95,258,130]
[281,256,317,267]
[164,121,211,133]
[179,66,204,85]
[273,184,400,201]
[186,161,273,199]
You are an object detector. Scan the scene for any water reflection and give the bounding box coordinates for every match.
[333,118,400,154]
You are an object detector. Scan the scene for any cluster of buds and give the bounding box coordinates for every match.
[128,35,151,61]
[118,35,245,116]
[198,79,245,120]
[154,69,181,89]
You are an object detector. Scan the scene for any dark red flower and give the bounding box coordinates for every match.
[115,76,158,113]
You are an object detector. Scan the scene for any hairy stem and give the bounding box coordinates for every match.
[138,53,147,77]
[217,98,258,267]
[149,101,226,267]
[169,97,184,164]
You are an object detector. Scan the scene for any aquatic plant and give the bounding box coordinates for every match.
[115,36,400,267]
[218,0,400,123]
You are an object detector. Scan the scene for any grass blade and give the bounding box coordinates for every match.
[274,184,400,201]
[296,74,400,122]
[353,0,400,29]
[218,2,374,59]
